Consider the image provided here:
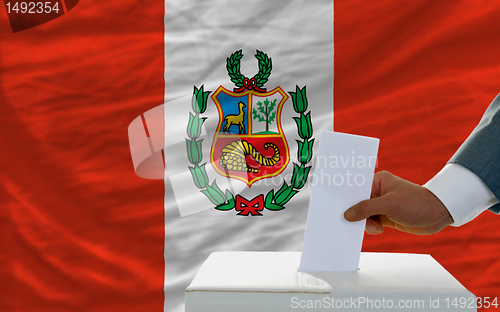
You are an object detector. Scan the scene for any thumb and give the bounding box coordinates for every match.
[344,196,391,222]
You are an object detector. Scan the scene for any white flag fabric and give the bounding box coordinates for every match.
[164,1,333,217]
[163,1,333,311]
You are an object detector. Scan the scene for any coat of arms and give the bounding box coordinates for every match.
[211,86,290,186]
[186,50,314,215]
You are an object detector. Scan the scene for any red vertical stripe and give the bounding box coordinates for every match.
[335,1,500,309]
[0,1,165,311]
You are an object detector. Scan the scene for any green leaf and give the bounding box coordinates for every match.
[253,50,271,87]
[291,85,308,113]
[295,113,312,140]
[275,186,295,205]
[264,189,285,210]
[252,109,266,122]
[278,190,298,205]
[187,113,206,139]
[186,139,203,164]
[293,116,302,136]
[192,85,209,113]
[257,101,266,115]
[291,163,311,189]
[304,112,313,138]
[187,112,195,137]
[299,86,308,111]
[297,138,314,163]
[216,200,234,211]
[290,91,297,108]
[192,86,201,113]
[299,115,309,139]
[202,92,210,111]
[188,163,209,189]
[265,189,274,206]
[226,190,235,200]
[268,99,277,113]
[216,190,235,211]
[275,181,289,199]
[268,111,276,124]
[203,181,226,205]
[201,189,220,206]
[290,163,300,185]
[210,181,225,200]
[266,202,285,211]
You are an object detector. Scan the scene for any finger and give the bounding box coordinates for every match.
[344,196,391,222]
[370,171,383,199]
[371,171,398,198]
[377,215,396,229]
[365,217,383,235]
[377,215,426,234]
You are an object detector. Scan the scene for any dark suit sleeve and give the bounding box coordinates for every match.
[449,94,500,214]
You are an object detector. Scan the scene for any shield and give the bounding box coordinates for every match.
[211,86,290,186]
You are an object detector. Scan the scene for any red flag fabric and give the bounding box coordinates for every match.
[335,0,500,305]
[1,1,500,312]
[0,1,165,311]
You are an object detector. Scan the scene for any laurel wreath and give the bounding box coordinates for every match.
[227,50,272,89]
[186,84,313,214]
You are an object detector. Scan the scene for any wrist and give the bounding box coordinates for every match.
[422,187,453,233]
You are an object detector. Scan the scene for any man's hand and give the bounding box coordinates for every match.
[344,171,454,235]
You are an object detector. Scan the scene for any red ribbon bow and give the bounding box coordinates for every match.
[234,78,266,93]
[235,194,264,216]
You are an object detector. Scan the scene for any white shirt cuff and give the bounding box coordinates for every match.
[423,163,499,227]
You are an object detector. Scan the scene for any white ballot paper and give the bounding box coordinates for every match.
[299,131,379,272]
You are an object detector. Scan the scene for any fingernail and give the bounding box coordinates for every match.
[368,223,379,233]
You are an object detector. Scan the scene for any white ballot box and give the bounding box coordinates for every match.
[185,252,476,312]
